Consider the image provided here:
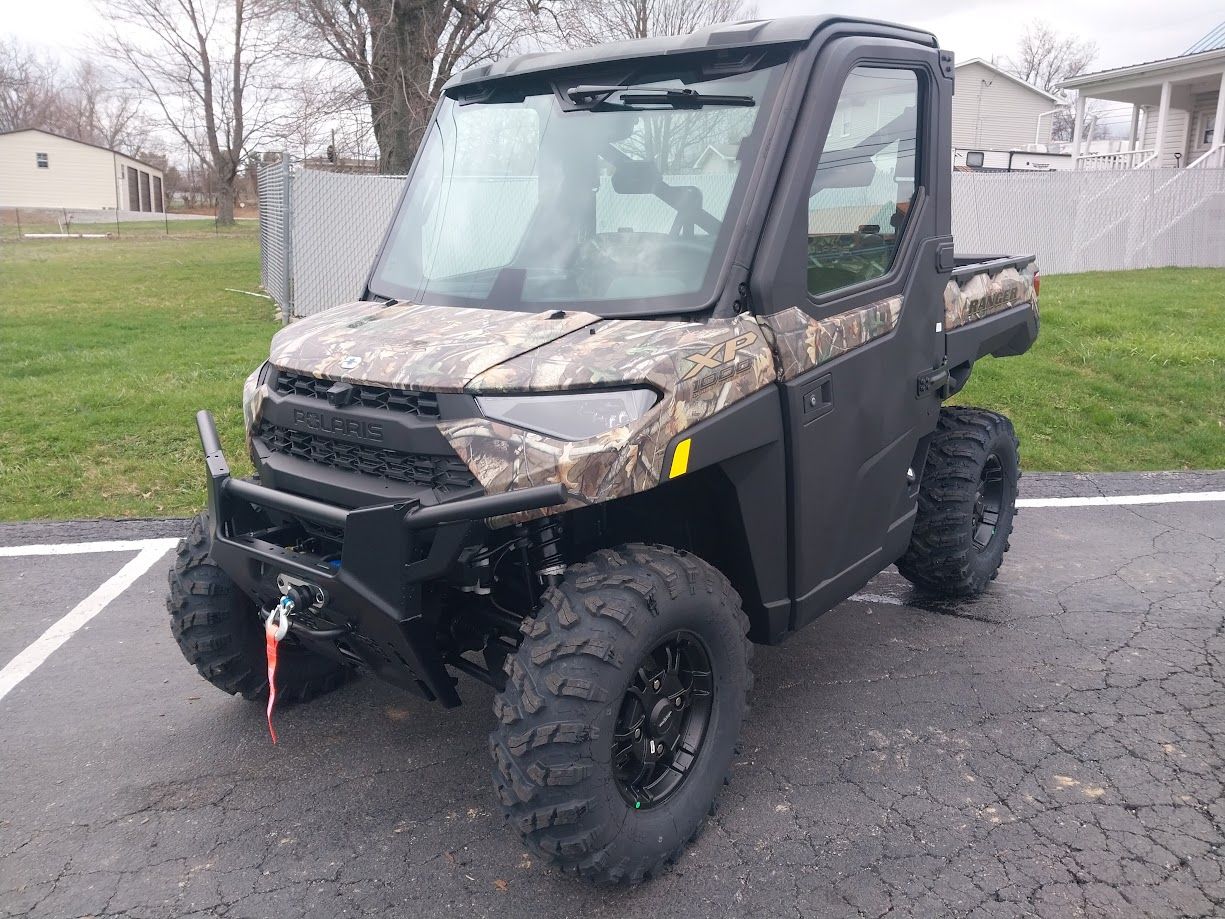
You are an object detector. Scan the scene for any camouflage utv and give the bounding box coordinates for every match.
[170,15,1039,884]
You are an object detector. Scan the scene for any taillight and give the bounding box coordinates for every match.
[1033,270,1041,297]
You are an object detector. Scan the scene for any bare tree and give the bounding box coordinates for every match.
[0,39,60,133]
[285,0,754,172]
[546,0,755,47]
[536,0,756,174]
[998,21,1098,142]
[60,61,152,153]
[999,21,1097,94]
[99,0,284,224]
[286,0,540,172]
[273,62,363,161]
[0,38,153,155]
[330,101,378,162]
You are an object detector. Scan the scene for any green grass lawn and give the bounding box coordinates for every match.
[0,230,1222,521]
[1,228,271,519]
[955,268,1224,471]
[0,216,257,243]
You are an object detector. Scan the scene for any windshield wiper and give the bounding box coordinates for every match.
[567,85,754,109]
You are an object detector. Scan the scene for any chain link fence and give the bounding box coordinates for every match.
[257,165,1225,320]
[291,170,407,317]
[1,205,250,242]
[952,169,1225,274]
[256,159,294,317]
[255,161,405,320]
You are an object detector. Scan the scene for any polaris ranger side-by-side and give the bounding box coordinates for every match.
[170,16,1039,884]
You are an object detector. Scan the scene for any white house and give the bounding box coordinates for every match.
[703,61,1064,174]
[952,59,1060,157]
[0,128,165,211]
[1060,22,1225,170]
[694,143,739,174]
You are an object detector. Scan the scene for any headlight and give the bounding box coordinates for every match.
[475,389,658,441]
[242,362,269,430]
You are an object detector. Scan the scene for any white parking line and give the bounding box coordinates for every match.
[1018,491,1225,508]
[1,489,1221,561]
[0,538,180,558]
[0,541,177,703]
[0,486,1221,701]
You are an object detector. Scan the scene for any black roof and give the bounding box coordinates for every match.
[444,15,938,90]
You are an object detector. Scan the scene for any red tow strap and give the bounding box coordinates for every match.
[265,603,290,743]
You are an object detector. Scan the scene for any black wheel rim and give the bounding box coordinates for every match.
[612,631,714,810]
[972,453,1005,551]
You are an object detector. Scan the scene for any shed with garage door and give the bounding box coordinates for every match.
[0,128,165,212]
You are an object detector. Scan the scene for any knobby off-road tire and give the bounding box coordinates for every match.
[490,545,752,884]
[167,513,351,702]
[897,406,1020,597]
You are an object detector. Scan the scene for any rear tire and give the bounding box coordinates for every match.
[489,544,752,885]
[166,513,352,702]
[897,407,1019,597]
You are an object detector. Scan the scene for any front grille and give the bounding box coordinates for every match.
[272,369,439,417]
[257,421,477,492]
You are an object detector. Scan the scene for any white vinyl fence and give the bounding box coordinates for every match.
[952,169,1225,274]
[258,164,1225,320]
[290,170,408,317]
[256,158,293,312]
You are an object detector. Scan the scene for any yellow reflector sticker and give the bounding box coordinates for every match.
[669,438,691,479]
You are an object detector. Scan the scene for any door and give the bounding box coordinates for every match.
[127,167,140,212]
[750,38,953,629]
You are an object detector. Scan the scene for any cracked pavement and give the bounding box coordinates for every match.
[2,472,1223,918]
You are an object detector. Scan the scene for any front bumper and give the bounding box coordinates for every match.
[196,410,566,706]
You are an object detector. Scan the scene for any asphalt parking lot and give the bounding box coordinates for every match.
[2,472,1223,919]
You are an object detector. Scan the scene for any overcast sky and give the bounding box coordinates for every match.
[755,0,1222,71]
[6,0,1221,75]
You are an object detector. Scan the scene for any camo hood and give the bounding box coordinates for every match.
[267,301,602,392]
[441,315,776,525]
[255,284,1027,527]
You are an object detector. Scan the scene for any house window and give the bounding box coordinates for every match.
[36,152,48,168]
[1203,114,1216,147]
[966,150,985,168]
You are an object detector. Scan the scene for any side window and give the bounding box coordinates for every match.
[807,67,920,297]
[36,152,49,168]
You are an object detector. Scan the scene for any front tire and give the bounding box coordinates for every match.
[897,406,1020,597]
[490,545,751,884]
[166,513,352,702]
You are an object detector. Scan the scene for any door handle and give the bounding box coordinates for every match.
[801,374,833,422]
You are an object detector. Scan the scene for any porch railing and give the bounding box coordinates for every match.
[1074,148,1157,170]
[1188,147,1225,169]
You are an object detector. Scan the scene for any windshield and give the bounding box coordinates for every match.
[368,57,786,316]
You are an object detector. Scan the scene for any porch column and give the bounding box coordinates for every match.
[1153,80,1172,167]
[1071,94,1086,166]
[1214,71,1225,153]
[1127,104,1140,151]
